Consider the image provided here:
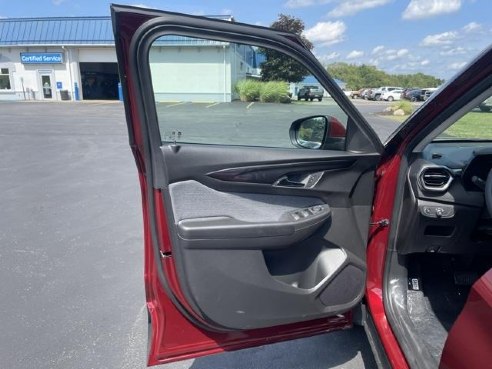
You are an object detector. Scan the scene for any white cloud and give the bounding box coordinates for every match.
[328,0,391,17]
[315,51,341,63]
[131,3,151,8]
[448,61,467,70]
[440,47,466,56]
[420,31,458,46]
[372,45,385,54]
[369,54,427,72]
[463,22,481,33]
[396,49,409,57]
[304,21,346,46]
[368,58,380,66]
[347,50,364,59]
[324,51,341,60]
[380,48,409,60]
[402,0,461,20]
[284,0,331,8]
[52,0,65,5]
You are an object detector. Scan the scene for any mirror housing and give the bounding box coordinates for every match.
[290,115,346,151]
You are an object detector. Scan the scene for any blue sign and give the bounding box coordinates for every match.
[20,52,63,64]
[56,82,63,89]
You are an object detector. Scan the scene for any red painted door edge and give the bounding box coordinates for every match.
[366,154,409,369]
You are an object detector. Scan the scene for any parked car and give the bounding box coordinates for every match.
[420,88,438,101]
[362,88,373,99]
[342,89,353,98]
[297,85,324,101]
[370,86,403,100]
[480,96,492,112]
[423,89,435,101]
[401,87,419,99]
[350,88,365,99]
[381,89,403,101]
[112,6,492,369]
[404,88,423,101]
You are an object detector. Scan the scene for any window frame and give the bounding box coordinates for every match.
[0,67,12,91]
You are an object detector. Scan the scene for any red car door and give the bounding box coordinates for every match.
[111,4,385,366]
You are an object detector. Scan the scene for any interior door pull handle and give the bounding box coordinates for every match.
[273,176,305,187]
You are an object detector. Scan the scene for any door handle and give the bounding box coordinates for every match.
[273,172,324,188]
[273,176,306,187]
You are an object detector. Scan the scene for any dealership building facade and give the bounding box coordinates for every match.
[0,15,258,102]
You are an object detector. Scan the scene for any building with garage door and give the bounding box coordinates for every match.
[0,15,257,102]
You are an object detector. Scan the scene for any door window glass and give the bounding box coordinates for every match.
[41,75,52,99]
[437,93,492,140]
[148,36,349,150]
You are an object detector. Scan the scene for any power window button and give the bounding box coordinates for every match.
[301,210,310,217]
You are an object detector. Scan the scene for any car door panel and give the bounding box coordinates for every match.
[162,144,379,206]
[160,144,377,331]
[111,4,383,365]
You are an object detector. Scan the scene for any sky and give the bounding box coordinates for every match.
[1,0,491,79]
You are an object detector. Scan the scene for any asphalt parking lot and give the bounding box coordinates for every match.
[154,99,401,145]
[0,99,400,369]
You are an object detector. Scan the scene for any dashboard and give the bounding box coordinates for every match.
[422,142,492,191]
[397,141,492,255]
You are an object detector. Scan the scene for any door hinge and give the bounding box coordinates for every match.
[160,250,172,258]
[370,219,390,228]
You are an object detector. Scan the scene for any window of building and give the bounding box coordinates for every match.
[0,68,11,90]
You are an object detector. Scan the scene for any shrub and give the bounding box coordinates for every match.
[391,100,413,115]
[278,94,292,104]
[259,81,289,103]
[235,79,290,103]
[235,79,261,102]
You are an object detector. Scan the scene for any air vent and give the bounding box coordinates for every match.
[419,167,453,192]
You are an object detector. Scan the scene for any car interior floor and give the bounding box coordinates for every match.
[406,253,492,361]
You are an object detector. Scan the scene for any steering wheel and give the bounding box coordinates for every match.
[485,169,492,215]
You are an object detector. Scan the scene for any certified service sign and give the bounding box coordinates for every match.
[20,53,64,64]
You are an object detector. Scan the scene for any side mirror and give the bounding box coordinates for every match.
[290,115,346,150]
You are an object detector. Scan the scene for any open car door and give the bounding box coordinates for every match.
[111,5,384,366]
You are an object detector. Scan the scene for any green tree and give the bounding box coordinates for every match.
[326,62,444,90]
[260,14,313,83]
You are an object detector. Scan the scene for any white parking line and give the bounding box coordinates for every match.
[206,102,220,108]
[166,101,187,108]
[84,101,120,106]
[246,102,254,109]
